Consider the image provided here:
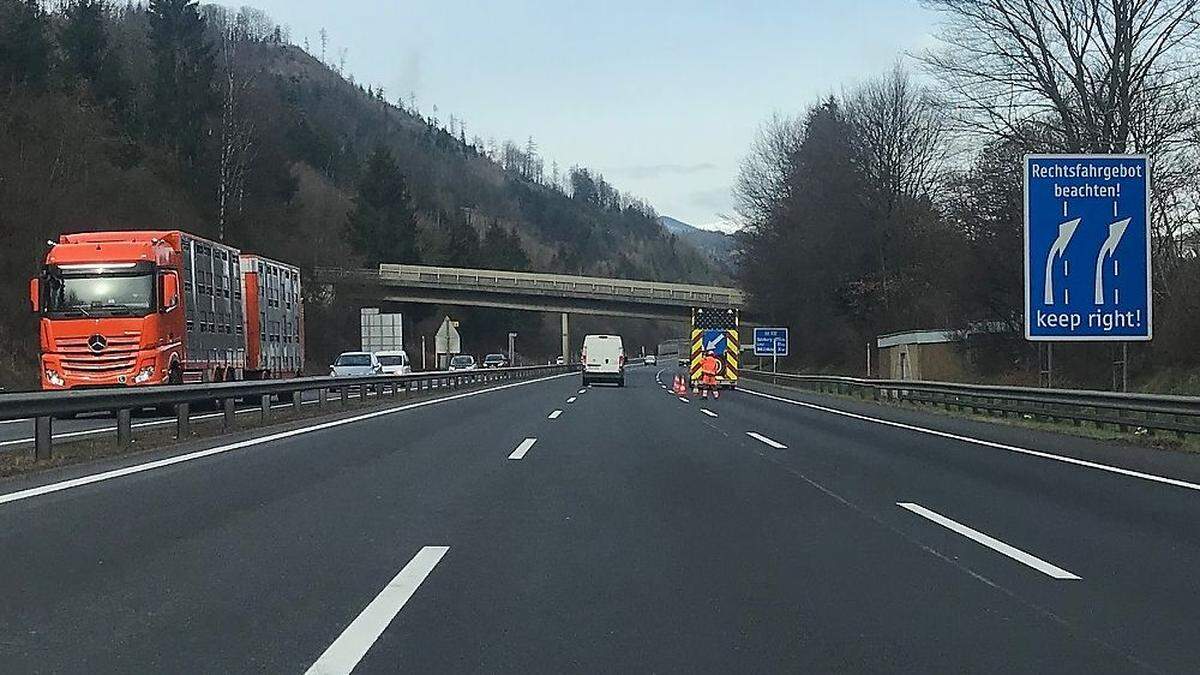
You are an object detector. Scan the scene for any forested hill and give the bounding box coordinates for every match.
[0,0,718,385]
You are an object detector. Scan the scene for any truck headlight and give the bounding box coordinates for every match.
[133,366,157,384]
[45,369,65,387]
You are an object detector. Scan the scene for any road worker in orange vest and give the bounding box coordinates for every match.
[700,350,722,399]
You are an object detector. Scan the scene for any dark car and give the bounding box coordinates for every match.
[483,353,508,368]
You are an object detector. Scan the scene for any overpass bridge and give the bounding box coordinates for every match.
[313,264,748,358]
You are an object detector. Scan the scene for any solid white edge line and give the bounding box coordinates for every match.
[0,372,572,507]
[508,437,537,461]
[548,410,563,419]
[701,409,718,418]
[746,431,787,449]
[741,386,1200,493]
[898,502,1080,580]
[305,545,450,675]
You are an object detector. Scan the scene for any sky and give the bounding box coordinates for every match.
[229,0,942,231]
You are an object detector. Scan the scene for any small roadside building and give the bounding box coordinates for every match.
[875,329,966,381]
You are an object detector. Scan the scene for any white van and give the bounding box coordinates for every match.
[581,334,625,387]
[375,350,412,375]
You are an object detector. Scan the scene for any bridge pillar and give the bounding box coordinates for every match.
[561,312,570,364]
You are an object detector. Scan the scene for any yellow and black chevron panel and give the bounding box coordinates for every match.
[725,328,739,383]
[690,328,703,379]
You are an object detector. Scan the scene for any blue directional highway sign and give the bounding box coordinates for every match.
[1025,155,1151,341]
[753,327,789,356]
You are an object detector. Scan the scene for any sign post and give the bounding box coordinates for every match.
[435,316,462,370]
[1025,155,1151,389]
[753,328,789,375]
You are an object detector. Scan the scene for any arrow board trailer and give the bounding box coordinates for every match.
[690,307,739,389]
[1024,155,1151,341]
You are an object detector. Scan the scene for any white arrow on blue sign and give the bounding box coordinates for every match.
[1024,154,1152,341]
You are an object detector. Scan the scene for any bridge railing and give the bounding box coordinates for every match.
[317,264,745,308]
[743,370,1200,436]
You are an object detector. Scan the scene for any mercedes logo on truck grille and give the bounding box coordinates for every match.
[87,334,108,353]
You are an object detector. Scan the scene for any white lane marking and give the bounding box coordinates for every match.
[701,409,718,418]
[742,387,1200,493]
[566,397,577,404]
[548,410,563,419]
[0,372,572,507]
[305,546,449,675]
[746,431,787,449]
[0,418,30,425]
[508,438,537,460]
[578,389,586,395]
[677,397,690,404]
[898,503,1080,580]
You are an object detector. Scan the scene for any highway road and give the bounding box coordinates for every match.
[1,365,1199,672]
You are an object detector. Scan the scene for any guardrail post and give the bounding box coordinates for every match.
[340,386,348,407]
[223,398,236,430]
[260,394,271,423]
[175,403,190,439]
[318,387,327,409]
[117,408,133,445]
[34,415,52,460]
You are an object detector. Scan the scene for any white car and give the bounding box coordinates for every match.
[375,350,412,375]
[644,354,657,365]
[448,355,477,371]
[581,334,625,387]
[330,351,382,377]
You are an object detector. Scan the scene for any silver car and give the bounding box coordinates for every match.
[330,351,382,377]
[448,355,477,371]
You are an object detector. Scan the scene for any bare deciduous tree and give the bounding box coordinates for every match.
[216,17,255,242]
[845,62,947,203]
[920,0,1200,153]
[733,112,804,230]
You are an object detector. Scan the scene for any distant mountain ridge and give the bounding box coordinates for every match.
[658,216,736,272]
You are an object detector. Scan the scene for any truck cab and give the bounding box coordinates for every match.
[32,233,184,389]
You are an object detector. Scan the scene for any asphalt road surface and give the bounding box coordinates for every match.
[2,365,1199,673]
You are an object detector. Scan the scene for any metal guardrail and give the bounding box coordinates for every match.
[744,370,1200,437]
[1,365,574,461]
[315,265,746,309]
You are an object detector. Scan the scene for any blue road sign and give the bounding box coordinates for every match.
[753,327,789,356]
[701,330,728,356]
[1025,155,1151,341]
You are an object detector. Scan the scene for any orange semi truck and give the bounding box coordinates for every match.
[30,231,304,390]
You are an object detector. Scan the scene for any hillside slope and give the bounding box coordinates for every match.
[0,3,718,385]
[658,216,736,273]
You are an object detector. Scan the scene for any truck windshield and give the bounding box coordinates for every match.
[46,273,155,316]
